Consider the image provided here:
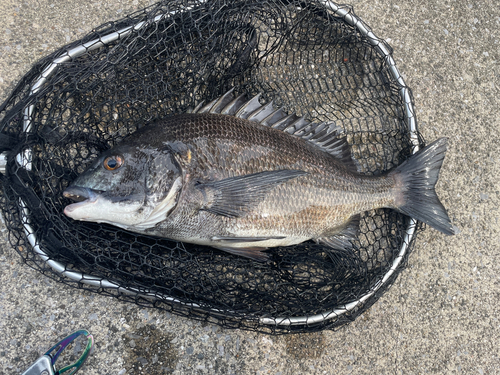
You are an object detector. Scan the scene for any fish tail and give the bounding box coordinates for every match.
[390,138,455,235]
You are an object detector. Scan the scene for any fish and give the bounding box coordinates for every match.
[63,89,455,261]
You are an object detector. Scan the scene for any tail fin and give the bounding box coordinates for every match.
[390,138,455,235]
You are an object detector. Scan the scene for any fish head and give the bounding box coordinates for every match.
[63,144,182,230]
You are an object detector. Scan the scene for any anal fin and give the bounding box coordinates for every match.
[316,214,360,253]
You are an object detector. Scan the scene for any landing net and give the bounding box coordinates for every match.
[0,0,422,333]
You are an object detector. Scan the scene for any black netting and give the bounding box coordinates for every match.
[0,0,423,333]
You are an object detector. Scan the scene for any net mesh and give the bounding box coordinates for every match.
[0,0,423,333]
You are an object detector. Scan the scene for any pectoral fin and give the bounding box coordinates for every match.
[197,169,307,218]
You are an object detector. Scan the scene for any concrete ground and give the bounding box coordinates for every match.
[0,0,498,374]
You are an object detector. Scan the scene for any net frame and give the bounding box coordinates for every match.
[0,0,421,333]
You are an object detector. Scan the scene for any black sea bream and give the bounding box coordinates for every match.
[63,90,454,260]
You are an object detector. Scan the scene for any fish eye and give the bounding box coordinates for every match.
[103,155,124,171]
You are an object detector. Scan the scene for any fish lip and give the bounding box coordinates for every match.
[63,186,100,215]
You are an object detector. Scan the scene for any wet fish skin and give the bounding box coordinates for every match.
[63,92,454,261]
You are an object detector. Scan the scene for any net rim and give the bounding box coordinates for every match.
[11,0,418,328]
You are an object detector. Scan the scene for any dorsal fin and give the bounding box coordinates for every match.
[191,89,357,171]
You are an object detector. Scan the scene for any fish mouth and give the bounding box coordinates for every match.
[63,186,100,216]
[63,186,90,202]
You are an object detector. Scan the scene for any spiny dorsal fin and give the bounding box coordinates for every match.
[191,89,357,171]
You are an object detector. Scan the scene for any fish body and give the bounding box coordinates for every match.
[64,91,454,260]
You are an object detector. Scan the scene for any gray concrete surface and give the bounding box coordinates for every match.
[0,0,498,374]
